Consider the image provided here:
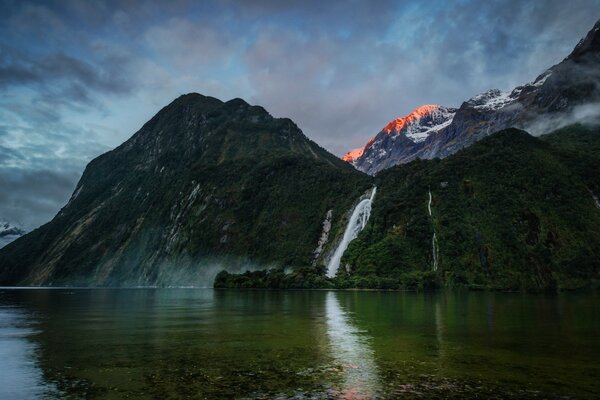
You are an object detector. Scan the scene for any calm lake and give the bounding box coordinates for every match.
[0,288,598,399]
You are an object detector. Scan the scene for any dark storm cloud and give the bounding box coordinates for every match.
[0,46,136,105]
[0,167,81,229]
[0,0,599,229]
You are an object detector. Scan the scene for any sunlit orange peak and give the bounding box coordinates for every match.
[342,147,364,162]
[342,105,441,163]
[382,104,440,134]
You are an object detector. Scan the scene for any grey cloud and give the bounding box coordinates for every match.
[241,1,600,155]
[143,18,237,71]
[0,167,81,230]
[0,46,136,105]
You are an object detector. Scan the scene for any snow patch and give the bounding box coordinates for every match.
[468,89,514,111]
[0,220,26,248]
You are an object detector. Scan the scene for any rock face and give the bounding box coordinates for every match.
[0,94,371,286]
[312,209,332,265]
[346,19,600,175]
[344,105,457,175]
[0,220,25,249]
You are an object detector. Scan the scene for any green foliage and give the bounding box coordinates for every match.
[343,127,600,291]
[214,266,335,289]
[214,126,600,292]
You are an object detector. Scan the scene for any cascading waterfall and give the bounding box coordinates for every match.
[326,187,376,278]
[428,190,439,271]
[592,193,600,209]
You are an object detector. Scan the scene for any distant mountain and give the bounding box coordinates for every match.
[343,105,456,174]
[346,19,600,175]
[0,94,370,286]
[0,220,25,249]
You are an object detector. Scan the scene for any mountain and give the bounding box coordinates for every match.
[346,19,600,175]
[343,105,456,174]
[337,125,600,291]
[0,94,371,286]
[0,220,25,249]
[2,21,599,290]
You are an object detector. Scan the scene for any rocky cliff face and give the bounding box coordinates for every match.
[346,19,600,175]
[0,94,370,286]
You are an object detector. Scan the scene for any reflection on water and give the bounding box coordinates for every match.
[434,298,445,362]
[0,289,598,399]
[0,305,56,398]
[325,291,379,399]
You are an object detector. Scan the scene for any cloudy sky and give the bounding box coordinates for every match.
[1,0,599,230]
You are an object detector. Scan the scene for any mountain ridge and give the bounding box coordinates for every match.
[345,19,600,175]
[343,105,456,166]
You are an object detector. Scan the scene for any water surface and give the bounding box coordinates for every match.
[0,288,598,399]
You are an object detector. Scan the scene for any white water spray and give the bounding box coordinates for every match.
[429,190,438,271]
[326,187,376,278]
[592,193,600,209]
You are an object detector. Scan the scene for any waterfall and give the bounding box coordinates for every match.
[326,187,376,278]
[429,190,438,271]
[428,189,433,216]
[432,233,439,271]
[592,193,600,209]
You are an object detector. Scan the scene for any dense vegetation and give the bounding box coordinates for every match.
[341,126,600,291]
[0,94,370,286]
[218,125,600,291]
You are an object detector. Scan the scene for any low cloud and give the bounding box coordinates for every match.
[525,102,600,136]
[0,168,81,230]
[0,46,136,106]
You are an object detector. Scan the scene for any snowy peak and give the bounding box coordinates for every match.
[465,88,520,111]
[342,19,599,175]
[342,105,455,164]
[342,146,366,162]
[381,105,456,142]
[382,104,440,134]
[342,136,377,162]
[466,68,554,112]
[0,220,25,237]
[0,220,25,249]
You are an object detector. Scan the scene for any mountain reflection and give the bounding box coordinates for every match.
[0,303,56,398]
[325,291,380,399]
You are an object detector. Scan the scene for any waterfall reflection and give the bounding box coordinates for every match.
[325,291,380,399]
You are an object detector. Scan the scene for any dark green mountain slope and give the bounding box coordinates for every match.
[0,94,371,286]
[542,124,600,195]
[340,127,600,290]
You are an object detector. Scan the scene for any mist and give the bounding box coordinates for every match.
[525,102,600,136]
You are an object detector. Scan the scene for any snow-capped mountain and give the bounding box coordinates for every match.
[345,19,600,175]
[467,70,553,112]
[343,105,456,174]
[0,220,25,249]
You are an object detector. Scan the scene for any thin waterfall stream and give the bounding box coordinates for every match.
[429,190,439,271]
